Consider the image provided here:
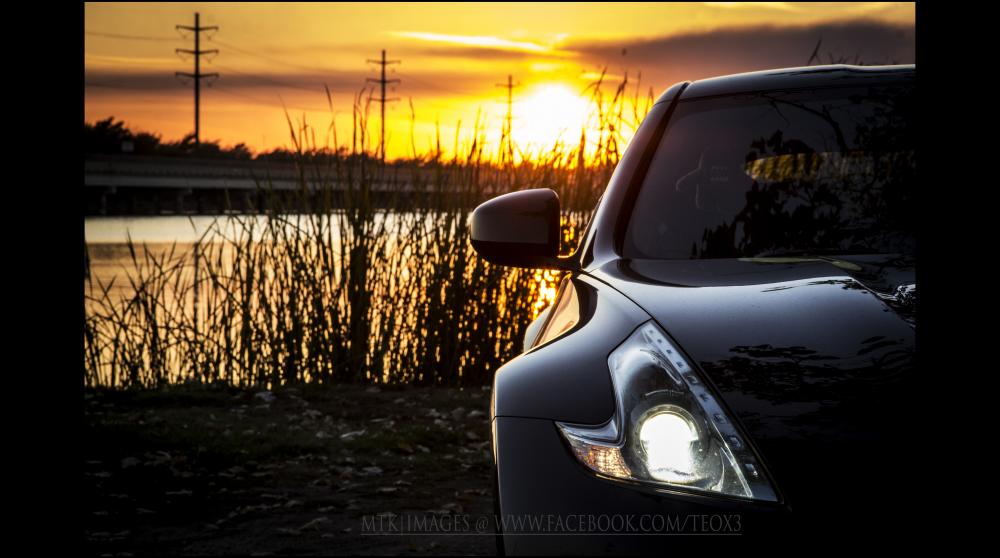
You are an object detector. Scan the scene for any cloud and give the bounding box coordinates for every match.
[570,20,914,88]
[87,20,914,111]
[390,31,574,56]
[84,68,495,101]
[703,2,802,11]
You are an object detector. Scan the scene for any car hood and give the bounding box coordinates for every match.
[590,256,916,512]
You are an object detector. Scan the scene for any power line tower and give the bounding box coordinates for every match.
[175,12,219,145]
[495,74,520,164]
[366,49,400,163]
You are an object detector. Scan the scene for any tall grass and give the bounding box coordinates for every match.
[84,73,654,389]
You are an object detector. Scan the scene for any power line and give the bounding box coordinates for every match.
[85,81,167,91]
[366,49,400,164]
[175,12,219,144]
[394,71,469,97]
[208,38,333,74]
[87,29,330,76]
[207,63,322,94]
[213,85,327,113]
[85,30,182,42]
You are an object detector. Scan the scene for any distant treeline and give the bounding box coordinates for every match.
[84,117,303,162]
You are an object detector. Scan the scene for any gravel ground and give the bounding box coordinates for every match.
[83,383,498,555]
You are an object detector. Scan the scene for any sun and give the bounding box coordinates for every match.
[514,83,592,150]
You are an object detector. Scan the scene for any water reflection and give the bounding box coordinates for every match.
[84,214,570,388]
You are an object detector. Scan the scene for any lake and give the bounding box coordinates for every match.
[84,215,561,388]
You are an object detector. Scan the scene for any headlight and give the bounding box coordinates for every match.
[557,321,778,501]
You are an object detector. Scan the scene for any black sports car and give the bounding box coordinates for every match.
[471,65,916,553]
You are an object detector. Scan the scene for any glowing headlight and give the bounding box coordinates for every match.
[557,321,778,501]
[638,407,699,483]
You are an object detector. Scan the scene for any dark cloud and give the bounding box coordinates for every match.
[398,44,568,61]
[84,68,490,101]
[570,20,914,89]
[87,20,914,106]
[261,41,546,62]
[85,70,362,92]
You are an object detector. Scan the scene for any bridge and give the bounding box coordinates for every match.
[84,154,470,215]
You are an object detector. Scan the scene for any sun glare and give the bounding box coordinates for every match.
[514,83,592,150]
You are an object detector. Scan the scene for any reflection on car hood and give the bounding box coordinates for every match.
[590,256,915,510]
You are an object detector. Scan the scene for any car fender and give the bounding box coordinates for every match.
[491,273,649,424]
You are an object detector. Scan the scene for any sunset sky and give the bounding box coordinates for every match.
[85,2,915,160]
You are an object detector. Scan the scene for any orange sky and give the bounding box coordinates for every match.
[85,2,915,160]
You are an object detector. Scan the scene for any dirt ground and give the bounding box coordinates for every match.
[83,383,498,555]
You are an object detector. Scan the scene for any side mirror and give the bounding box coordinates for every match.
[471,188,575,270]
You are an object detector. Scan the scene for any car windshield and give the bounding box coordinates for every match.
[623,83,915,260]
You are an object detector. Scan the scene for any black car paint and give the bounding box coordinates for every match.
[488,66,916,550]
[590,258,915,514]
[494,417,786,554]
[493,273,646,424]
[470,188,564,269]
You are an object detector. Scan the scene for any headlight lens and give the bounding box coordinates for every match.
[638,407,699,483]
[557,321,778,501]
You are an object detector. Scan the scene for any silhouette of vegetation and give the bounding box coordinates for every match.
[85,117,254,159]
[84,73,647,389]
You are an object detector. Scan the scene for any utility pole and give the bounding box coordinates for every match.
[495,74,520,164]
[175,13,219,145]
[366,49,400,163]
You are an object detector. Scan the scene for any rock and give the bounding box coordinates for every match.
[299,517,328,531]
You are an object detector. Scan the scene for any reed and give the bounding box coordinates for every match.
[84,73,652,389]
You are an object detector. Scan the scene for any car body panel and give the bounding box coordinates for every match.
[578,81,689,270]
[494,416,786,554]
[680,64,915,101]
[589,257,915,513]
[492,274,649,424]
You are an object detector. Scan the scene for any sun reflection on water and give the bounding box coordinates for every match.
[531,269,561,319]
[528,215,581,318]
